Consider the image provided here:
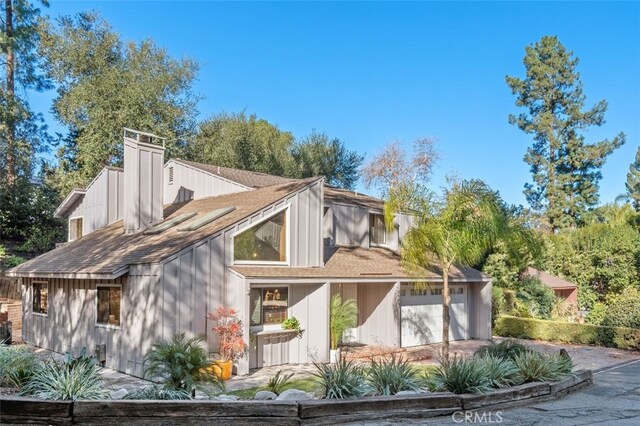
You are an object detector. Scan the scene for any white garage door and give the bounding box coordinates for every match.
[400,285,468,347]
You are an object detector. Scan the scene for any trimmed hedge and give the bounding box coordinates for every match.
[495,315,640,350]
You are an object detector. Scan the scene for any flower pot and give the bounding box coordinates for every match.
[206,360,233,380]
[330,348,341,363]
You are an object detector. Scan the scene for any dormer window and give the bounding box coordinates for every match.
[369,213,386,246]
[69,217,83,241]
[234,209,288,263]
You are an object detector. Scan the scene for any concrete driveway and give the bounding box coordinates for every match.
[348,358,640,425]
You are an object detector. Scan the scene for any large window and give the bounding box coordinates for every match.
[369,213,386,245]
[250,287,288,326]
[32,282,49,315]
[97,285,121,327]
[69,217,83,241]
[234,210,287,262]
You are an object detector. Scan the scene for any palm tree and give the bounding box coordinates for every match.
[385,179,507,362]
[329,294,358,351]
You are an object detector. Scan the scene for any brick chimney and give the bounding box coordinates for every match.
[123,128,166,234]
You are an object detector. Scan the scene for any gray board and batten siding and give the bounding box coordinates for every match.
[64,167,124,238]
[163,159,250,204]
[21,179,324,377]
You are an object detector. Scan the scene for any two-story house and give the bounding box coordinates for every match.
[8,129,491,376]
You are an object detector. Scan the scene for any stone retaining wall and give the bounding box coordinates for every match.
[0,370,592,425]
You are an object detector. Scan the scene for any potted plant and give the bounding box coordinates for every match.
[329,295,358,363]
[207,307,248,380]
[282,316,305,338]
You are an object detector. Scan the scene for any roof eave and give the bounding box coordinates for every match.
[53,189,87,218]
[5,266,129,280]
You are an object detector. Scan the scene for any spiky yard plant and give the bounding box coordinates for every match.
[313,359,370,399]
[124,385,192,400]
[143,333,224,393]
[512,350,572,383]
[425,355,491,394]
[474,339,530,361]
[266,369,294,395]
[19,361,108,400]
[367,354,422,395]
[0,344,41,388]
[477,355,522,388]
[329,295,358,350]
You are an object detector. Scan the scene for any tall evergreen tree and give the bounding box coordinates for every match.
[506,36,625,231]
[626,147,640,211]
[38,12,199,194]
[0,0,59,250]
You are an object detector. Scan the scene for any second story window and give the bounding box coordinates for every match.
[69,217,83,241]
[168,166,174,184]
[369,213,386,245]
[234,209,288,263]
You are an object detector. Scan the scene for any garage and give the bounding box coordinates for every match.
[400,284,468,347]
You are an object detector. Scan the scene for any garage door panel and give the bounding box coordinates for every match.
[400,285,468,347]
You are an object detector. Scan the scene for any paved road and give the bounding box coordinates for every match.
[350,359,640,425]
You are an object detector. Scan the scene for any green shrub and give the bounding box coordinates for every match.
[0,345,41,388]
[313,359,369,399]
[585,302,607,326]
[63,347,97,371]
[512,351,572,383]
[476,355,521,388]
[495,315,640,350]
[474,339,530,361]
[124,385,192,400]
[367,355,422,396]
[425,356,491,394]
[514,277,556,320]
[144,333,223,393]
[266,370,294,395]
[601,288,640,329]
[503,290,516,313]
[492,287,505,327]
[20,361,107,400]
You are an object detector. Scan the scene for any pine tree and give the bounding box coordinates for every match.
[506,36,625,231]
[626,147,640,211]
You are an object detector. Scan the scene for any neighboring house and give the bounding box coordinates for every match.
[524,267,578,306]
[8,129,492,377]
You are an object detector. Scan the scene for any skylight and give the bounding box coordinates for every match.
[177,207,236,232]
[143,212,197,235]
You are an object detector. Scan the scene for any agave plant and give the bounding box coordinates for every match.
[313,359,370,399]
[20,361,108,400]
[474,339,530,361]
[266,370,294,395]
[144,333,224,393]
[367,355,422,395]
[124,385,192,400]
[426,355,491,394]
[0,345,41,388]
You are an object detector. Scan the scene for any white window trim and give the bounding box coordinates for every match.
[32,281,49,317]
[168,166,174,185]
[369,213,388,248]
[249,283,290,332]
[231,205,291,266]
[95,283,122,330]
[68,216,84,242]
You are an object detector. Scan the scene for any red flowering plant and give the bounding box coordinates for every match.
[208,307,248,363]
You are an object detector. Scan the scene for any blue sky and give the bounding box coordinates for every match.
[30,1,640,206]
